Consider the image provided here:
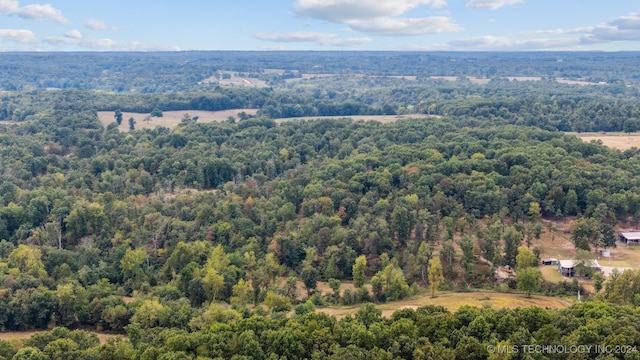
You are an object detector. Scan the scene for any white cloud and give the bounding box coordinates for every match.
[581,13,640,43]
[448,35,579,50]
[444,12,640,50]
[85,18,112,30]
[45,35,179,51]
[0,28,36,43]
[0,0,67,23]
[64,29,82,39]
[517,13,640,44]
[465,0,524,10]
[610,13,640,30]
[348,16,461,36]
[325,37,372,46]
[254,31,371,47]
[255,31,330,42]
[0,0,17,13]
[291,0,456,37]
[518,27,590,36]
[293,0,446,22]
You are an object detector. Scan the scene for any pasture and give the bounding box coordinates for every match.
[319,291,573,319]
[97,109,258,131]
[576,132,640,151]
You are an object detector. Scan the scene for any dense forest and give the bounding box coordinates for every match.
[2,51,640,92]
[2,51,640,359]
[3,51,640,133]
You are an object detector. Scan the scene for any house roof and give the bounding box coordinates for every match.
[620,232,640,240]
[558,259,600,269]
[558,260,575,269]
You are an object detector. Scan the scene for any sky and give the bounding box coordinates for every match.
[0,0,639,51]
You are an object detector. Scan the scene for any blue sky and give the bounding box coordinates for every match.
[0,0,639,51]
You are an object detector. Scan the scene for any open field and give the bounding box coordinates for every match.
[274,114,441,123]
[430,76,491,84]
[371,75,417,80]
[556,79,602,86]
[540,266,564,283]
[318,291,573,319]
[574,132,640,150]
[217,77,268,88]
[507,76,543,81]
[0,330,123,345]
[594,245,640,268]
[97,109,259,131]
[535,220,577,260]
[535,218,640,284]
[201,72,268,88]
[537,219,640,264]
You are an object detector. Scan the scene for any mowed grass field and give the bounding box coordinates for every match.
[319,291,573,319]
[575,132,640,151]
[97,109,258,131]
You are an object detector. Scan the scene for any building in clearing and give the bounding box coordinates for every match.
[541,258,558,266]
[557,259,601,278]
[619,232,640,245]
[558,260,576,277]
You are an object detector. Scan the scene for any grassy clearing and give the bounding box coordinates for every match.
[507,76,543,81]
[0,331,122,345]
[533,218,640,292]
[556,79,601,86]
[97,109,258,131]
[594,247,640,268]
[534,221,576,260]
[535,219,640,267]
[318,291,573,319]
[200,72,268,88]
[430,76,491,84]
[540,266,564,283]
[573,131,640,151]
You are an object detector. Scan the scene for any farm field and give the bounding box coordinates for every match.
[319,291,573,319]
[575,132,640,150]
[97,109,258,131]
